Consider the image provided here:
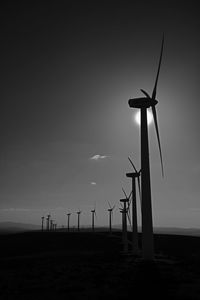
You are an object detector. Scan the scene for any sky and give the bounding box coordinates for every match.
[0,1,199,228]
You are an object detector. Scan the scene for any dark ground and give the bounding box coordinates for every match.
[0,231,200,299]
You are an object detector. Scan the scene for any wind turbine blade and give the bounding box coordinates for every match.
[152,105,164,177]
[112,205,116,211]
[127,197,132,210]
[107,200,112,209]
[152,34,164,100]
[137,176,142,209]
[122,187,128,200]
[128,190,132,201]
[137,176,141,200]
[127,209,132,229]
[128,157,137,173]
[140,89,151,98]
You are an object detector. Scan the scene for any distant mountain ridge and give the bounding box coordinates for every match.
[0,222,40,233]
[153,226,200,236]
[0,222,200,236]
[112,224,200,236]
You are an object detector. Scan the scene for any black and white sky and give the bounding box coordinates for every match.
[0,1,199,227]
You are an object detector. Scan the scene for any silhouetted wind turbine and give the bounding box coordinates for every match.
[46,214,51,231]
[77,210,82,231]
[122,188,132,229]
[91,207,97,232]
[107,201,115,234]
[50,219,53,231]
[120,189,131,253]
[126,157,141,255]
[41,216,44,231]
[128,36,164,260]
[67,213,71,232]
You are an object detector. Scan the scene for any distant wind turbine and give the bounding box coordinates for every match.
[46,214,51,231]
[50,219,54,231]
[128,36,164,260]
[91,207,97,232]
[120,189,131,253]
[41,216,44,231]
[67,213,71,232]
[107,201,115,234]
[126,157,141,255]
[77,210,82,231]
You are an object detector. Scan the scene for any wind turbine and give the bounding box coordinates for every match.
[46,214,51,231]
[126,157,141,255]
[119,189,131,253]
[128,36,164,260]
[77,210,82,231]
[50,219,54,231]
[41,216,44,231]
[91,207,97,232]
[107,201,115,234]
[67,213,71,232]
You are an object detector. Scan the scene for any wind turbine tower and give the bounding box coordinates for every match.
[91,209,96,232]
[107,202,115,234]
[41,216,44,231]
[128,36,164,260]
[67,213,71,232]
[46,214,51,231]
[126,157,141,255]
[50,220,54,231]
[120,197,129,253]
[77,210,81,231]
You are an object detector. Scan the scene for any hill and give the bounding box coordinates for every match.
[0,222,40,233]
[0,231,200,299]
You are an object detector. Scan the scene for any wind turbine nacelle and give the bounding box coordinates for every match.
[126,172,139,178]
[120,208,128,213]
[128,98,158,109]
[120,198,129,203]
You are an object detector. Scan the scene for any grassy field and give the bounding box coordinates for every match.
[0,230,200,299]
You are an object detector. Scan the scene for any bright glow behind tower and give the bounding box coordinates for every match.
[134,109,153,126]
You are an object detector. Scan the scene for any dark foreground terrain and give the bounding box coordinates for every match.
[0,231,200,300]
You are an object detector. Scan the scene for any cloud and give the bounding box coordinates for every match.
[90,154,107,160]
[90,182,97,185]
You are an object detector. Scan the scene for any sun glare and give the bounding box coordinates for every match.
[134,109,153,126]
